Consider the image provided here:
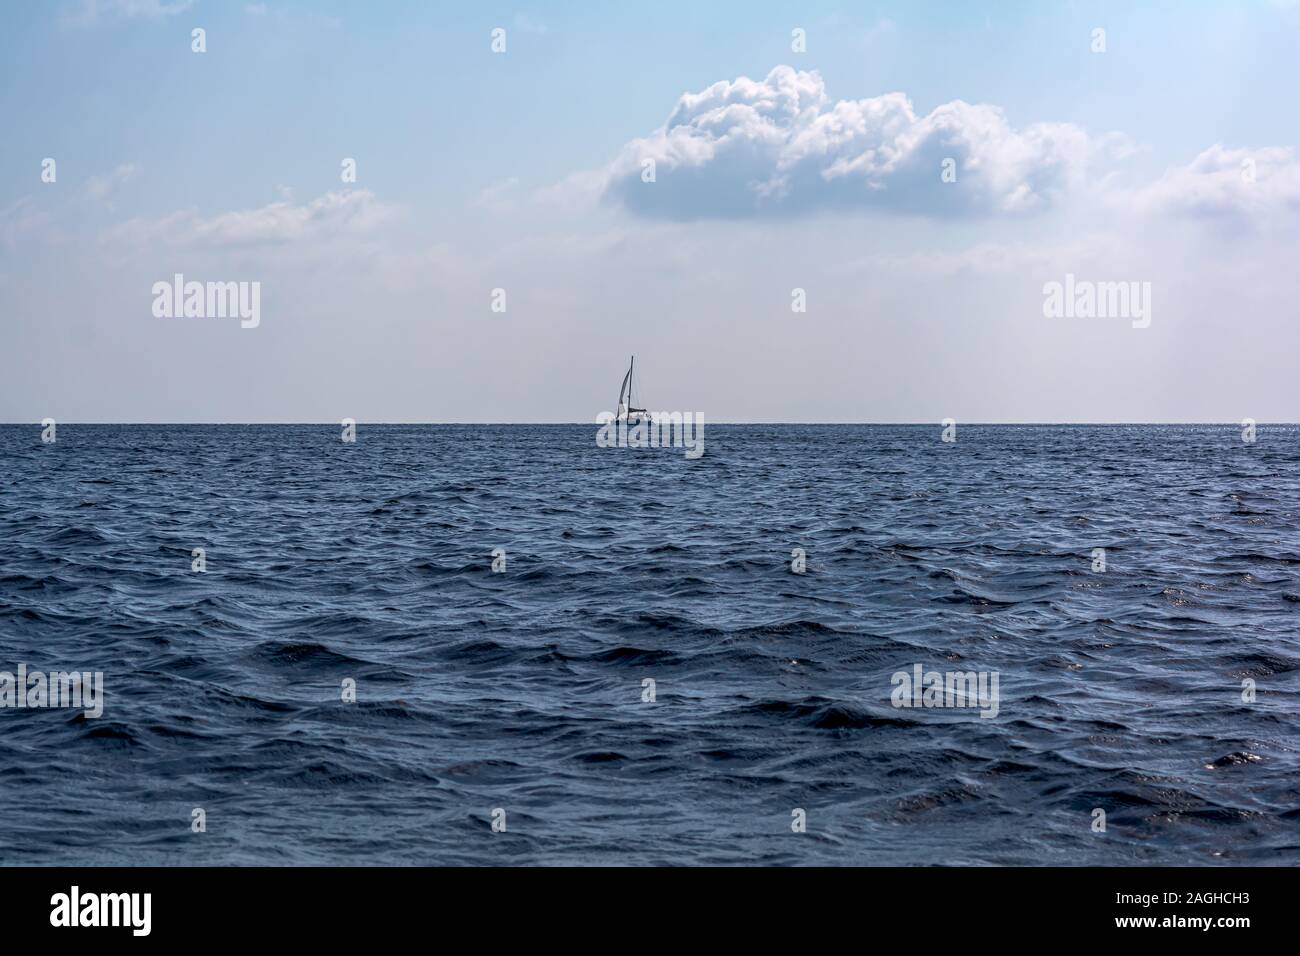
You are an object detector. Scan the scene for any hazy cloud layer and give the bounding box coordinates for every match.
[0,199,56,250]
[102,190,401,248]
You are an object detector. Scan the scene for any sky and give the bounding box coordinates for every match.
[2,0,1299,423]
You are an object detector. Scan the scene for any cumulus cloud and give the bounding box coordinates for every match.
[103,189,401,248]
[598,66,1111,220]
[1132,144,1300,226]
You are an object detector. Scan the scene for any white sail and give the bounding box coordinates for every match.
[617,356,650,423]
[618,361,633,411]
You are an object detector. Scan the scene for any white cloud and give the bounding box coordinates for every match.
[596,66,1113,220]
[62,0,195,27]
[475,177,522,214]
[103,189,401,248]
[0,199,57,249]
[84,163,138,201]
[1132,144,1300,227]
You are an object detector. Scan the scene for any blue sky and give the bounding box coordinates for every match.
[3,1,1299,421]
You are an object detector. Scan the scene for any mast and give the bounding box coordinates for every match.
[618,356,633,414]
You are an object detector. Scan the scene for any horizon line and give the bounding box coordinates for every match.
[4,420,1293,427]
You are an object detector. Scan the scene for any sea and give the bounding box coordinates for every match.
[1,424,1297,865]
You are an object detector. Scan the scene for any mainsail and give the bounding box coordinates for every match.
[617,356,649,421]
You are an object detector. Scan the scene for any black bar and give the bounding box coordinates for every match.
[0,865,1280,941]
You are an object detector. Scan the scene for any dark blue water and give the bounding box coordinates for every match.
[1,424,1297,865]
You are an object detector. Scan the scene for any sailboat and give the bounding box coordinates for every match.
[616,356,653,426]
